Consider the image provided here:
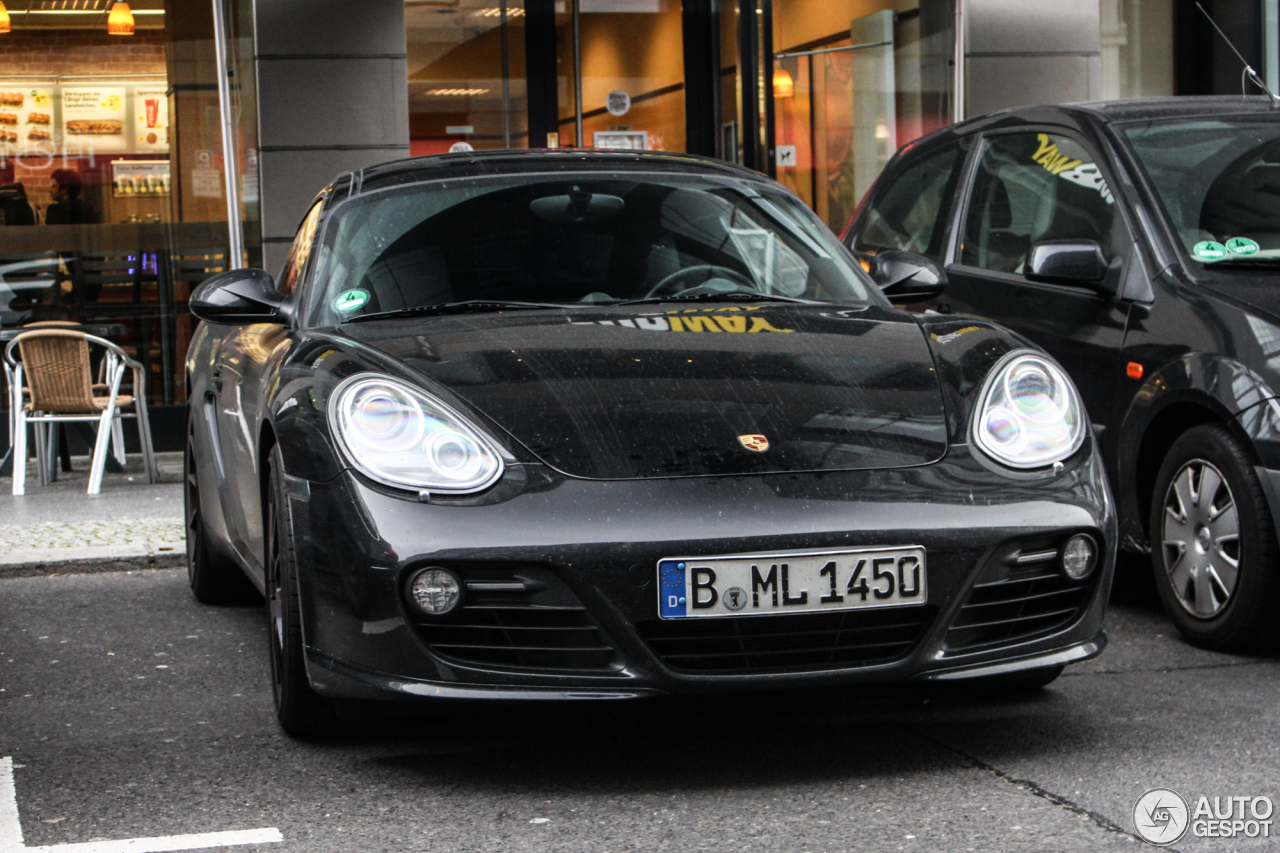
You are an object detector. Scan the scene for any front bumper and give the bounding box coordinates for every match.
[286,441,1115,701]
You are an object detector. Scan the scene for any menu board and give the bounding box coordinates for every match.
[111,160,171,197]
[0,82,168,156]
[0,88,53,152]
[61,86,129,154]
[133,88,169,153]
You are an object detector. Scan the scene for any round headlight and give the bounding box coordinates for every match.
[1061,534,1097,580]
[409,567,462,615]
[973,351,1085,469]
[330,375,503,493]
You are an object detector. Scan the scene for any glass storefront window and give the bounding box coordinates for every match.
[1100,0,1173,99]
[406,0,530,153]
[1,0,253,445]
[770,1,954,231]
[560,0,687,152]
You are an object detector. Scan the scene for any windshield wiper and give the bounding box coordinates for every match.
[614,291,826,306]
[343,300,577,323]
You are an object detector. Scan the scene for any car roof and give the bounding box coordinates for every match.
[963,96,1280,129]
[350,149,767,196]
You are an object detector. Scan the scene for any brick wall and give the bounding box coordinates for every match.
[0,31,166,78]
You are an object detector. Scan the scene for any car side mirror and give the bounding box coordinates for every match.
[871,250,947,301]
[1025,240,1109,287]
[190,269,294,325]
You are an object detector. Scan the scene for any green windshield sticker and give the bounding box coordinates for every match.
[333,289,370,312]
[1226,236,1260,256]
[1192,241,1227,261]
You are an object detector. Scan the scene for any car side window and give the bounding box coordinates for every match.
[852,142,962,261]
[277,200,325,296]
[960,132,1116,275]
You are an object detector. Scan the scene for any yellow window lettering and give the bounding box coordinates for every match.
[1048,154,1082,175]
[1032,133,1056,162]
[715,315,747,333]
[668,316,684,331]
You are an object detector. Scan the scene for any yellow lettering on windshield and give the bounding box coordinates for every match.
[683,316,723,332]
[748,317,794,333]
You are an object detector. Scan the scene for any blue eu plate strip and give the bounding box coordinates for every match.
[658,561,687,618]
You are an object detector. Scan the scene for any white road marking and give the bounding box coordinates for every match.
[2,758,25,851]
[1,758,282,853]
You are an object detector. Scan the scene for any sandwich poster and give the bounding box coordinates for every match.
[61,86,127,153]
[0,89,52,151]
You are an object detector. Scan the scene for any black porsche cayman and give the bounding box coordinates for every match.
[185,150,1114,736]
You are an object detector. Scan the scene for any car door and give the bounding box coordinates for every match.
[848,136,968,265]
[212,199,324,568]
[940,128,1136,454]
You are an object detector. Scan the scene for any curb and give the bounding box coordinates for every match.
[0,541,186,579]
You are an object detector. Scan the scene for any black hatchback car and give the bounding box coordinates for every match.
[843,96,1280,652]
[183,150,1113,735]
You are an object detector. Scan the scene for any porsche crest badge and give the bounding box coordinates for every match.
[738,434,769,452]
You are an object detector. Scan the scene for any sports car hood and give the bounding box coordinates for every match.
[338,304,948,480]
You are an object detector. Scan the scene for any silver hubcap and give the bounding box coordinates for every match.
[1161,459,1241,619]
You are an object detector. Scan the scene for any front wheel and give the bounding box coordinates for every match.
[266,446,337,738]
[1150,423,1280,652]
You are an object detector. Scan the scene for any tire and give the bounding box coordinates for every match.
[186,411,257,605]
[1149,423,1280,653]
[266,445,337,738]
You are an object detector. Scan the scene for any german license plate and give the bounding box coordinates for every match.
[657,547,926,619]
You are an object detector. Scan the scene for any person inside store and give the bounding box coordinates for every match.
[44,169,93,225]
[0,181,35,225]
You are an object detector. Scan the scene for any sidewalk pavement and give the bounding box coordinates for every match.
[0,451,186,578]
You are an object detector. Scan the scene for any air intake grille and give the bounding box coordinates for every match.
[638,606,936,674]
[408,565,621,672]
[945,537,1096,652]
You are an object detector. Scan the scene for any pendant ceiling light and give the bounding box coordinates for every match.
[773,68,794,99]
[107,2,135,36]
[0,2,10,35]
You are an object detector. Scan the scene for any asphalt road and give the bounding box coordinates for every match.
[0,560,1276,853]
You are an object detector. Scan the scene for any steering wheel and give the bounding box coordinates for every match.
[644,265,759,299]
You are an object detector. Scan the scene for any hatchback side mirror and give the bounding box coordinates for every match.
[871,250,947,302]
[1025,240,1109,285]
[190,269,294,325]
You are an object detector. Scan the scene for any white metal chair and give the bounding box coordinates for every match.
[4,329,156,495]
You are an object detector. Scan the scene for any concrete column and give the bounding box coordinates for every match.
[253,0,409,274]
[962,0,1102,118]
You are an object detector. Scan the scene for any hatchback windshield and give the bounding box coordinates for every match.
[1122,117,1280,265]
[305,174,879,325]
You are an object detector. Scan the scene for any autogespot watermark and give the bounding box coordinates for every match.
[1133,788,1274,845]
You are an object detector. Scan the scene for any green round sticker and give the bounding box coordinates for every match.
[1226,236,1260,256]
[333,289,370,312]
[1192,241,1227,261]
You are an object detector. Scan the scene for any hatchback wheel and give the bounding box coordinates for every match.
[266,446,337,738]
[186,411,256,605]
[1150,424,1280,652]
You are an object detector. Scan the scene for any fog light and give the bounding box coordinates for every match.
[1061,534,1096,580]
[409,567,462,615]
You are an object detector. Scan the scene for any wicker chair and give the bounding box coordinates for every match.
[4,329,156,495]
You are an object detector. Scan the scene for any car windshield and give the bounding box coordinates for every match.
[1121,117,1280,266]
[305,173,880,325]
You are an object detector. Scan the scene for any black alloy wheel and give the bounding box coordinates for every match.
[1150,423,1280,652]
[265,445,337,738]
[186,409,256,605]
